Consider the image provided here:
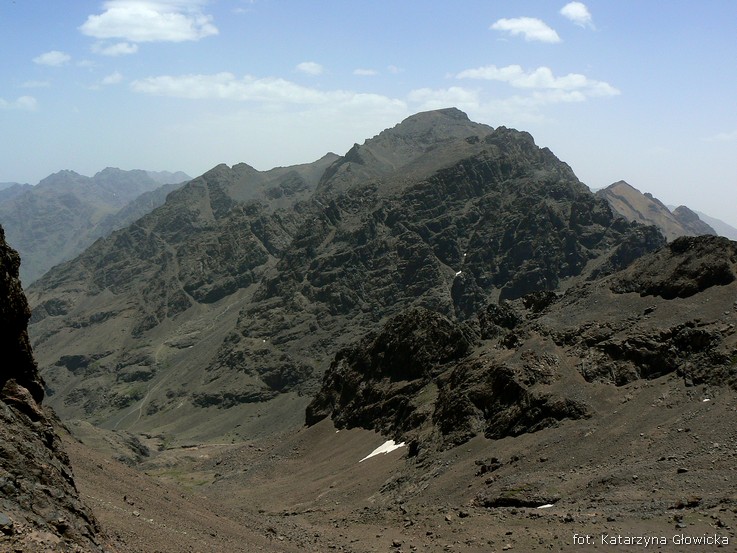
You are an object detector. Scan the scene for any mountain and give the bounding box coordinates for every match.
[0,168,190,284]
[0,224,107,551]
[19,109,737,551]
[54,234,737,552]
[695,210,737,240]
[27,108,664,443]
[596,180,716,241]
[0,182,32,203]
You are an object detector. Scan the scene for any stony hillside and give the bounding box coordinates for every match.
[596,180,715,241]
[0,168,190,284]
[27,109,664,443]
[308,235,737,452]
[46,234,737,553]
[0,225,107,552]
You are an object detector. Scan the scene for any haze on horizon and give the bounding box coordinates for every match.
[1,1,736,226]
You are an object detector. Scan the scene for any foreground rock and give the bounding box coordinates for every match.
[0,225,107,552]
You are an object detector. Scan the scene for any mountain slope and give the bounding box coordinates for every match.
[695,210,737,240]
[0,168,190,284]
[308,235,737,450]
[27,109,663,443]
[596,180,716,241]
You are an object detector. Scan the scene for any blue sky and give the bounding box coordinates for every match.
[1,1,736,226]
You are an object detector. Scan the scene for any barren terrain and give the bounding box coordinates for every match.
[63,373,736,552]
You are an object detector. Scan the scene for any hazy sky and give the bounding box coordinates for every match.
[1,1,736,225]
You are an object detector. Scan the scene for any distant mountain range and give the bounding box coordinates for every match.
[0,168,190,284]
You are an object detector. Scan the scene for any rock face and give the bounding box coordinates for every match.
[28,109,664,441]
[306,306,591,449]
[0,225,106,552]
[597,180,716,241]
[0,167,190,284]
[612,235,737,299]
[309,235,737,450]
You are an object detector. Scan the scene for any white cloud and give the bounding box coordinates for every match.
[560,2,594,28]
[296,61,324,76]
[407,87,480,111]
[92,41,139,56]
[0,96,38,111]
[33,50,71,66]
[491,17,561,43]
[80,0,218,43]
[130,72,406,112]
[354,68,378,76]
[102,71,124,85]
[702,130,737,142]
[387,65,403,74]
[456,65,619,98]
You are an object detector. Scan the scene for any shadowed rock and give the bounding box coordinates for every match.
[0,225,107,551]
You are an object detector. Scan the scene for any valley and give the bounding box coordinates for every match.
[2,109,736,551]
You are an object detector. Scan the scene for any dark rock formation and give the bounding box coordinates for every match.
[309,235,737,449]
[612,235,736,299]
[306,308,473,434]
[307,306,590,448]
[0,225,106,551]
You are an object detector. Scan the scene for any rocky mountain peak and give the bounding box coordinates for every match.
[28,109,666,443]
[374,107,480,140]
[37,169,87,189]
[316,108,495,196]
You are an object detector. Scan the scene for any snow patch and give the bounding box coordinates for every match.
[359,440,406,462]
[455,270,462,277]
[536,504,555,509]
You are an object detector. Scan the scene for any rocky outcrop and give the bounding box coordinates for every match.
[308,235,737,450]
[306,307,590,449]
[612,235,736,299]
[0,225,106,551]
[306,308,473,434]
